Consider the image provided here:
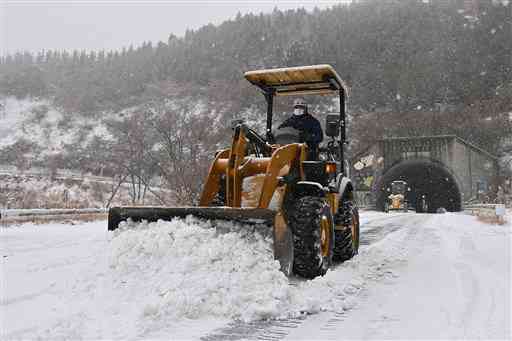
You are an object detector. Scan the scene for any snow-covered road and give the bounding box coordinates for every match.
[1,211,510,340]
[283,213,511,340]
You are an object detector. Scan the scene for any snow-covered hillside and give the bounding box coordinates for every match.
[2,211,510,339]
[0,96,219,209]
[0,96,111,155]
[0,95,240,156]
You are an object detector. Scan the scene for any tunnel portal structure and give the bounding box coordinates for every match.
[352,135,498,212]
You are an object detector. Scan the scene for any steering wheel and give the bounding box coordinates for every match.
[243,126,273,156]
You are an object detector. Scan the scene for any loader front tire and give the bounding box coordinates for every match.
[289,196,334,279]
[333,202,360,262]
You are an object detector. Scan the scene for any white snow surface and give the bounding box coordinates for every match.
[1,211,510,339]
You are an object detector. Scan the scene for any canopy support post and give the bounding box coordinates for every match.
[265,91,274,143]
[339,88,346,175]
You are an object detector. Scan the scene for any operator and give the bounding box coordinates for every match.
[277,98,323,159]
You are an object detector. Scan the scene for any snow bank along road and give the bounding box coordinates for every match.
[1,211,510,340]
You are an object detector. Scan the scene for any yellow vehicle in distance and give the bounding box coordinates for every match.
[384,180,410,213]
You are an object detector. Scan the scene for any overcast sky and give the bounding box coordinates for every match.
[1,1,344,55]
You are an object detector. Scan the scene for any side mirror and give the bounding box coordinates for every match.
[325,114,340,138]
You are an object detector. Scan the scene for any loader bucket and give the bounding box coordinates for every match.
[108,206,276,231]
[107,206,294,275]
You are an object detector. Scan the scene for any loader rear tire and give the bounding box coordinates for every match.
[333,203,360,262]
[289,196,334,279]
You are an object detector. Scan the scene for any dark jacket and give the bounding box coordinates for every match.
[277,113,323,146]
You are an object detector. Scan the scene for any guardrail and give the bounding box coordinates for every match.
[1,208,107,217]
[464,204,507,224]
[0,166,115,183]
[0,208,108,225]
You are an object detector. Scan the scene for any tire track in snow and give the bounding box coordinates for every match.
[1,285,54,306]
[1,326,40,340]
[201,318,305,341]
[314,214,426,339]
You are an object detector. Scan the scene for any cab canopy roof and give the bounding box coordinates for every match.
[244,64,348,97]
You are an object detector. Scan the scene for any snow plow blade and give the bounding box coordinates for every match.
[107,206,276,231]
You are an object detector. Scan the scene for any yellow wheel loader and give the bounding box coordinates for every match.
[108,65,360,279]
[383,180,410,213]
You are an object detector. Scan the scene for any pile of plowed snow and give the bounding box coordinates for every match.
[97,216,407,327]
[107,216,371,323]
[110,217,292,322]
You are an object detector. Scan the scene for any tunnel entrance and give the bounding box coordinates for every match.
[376,159,462,212]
